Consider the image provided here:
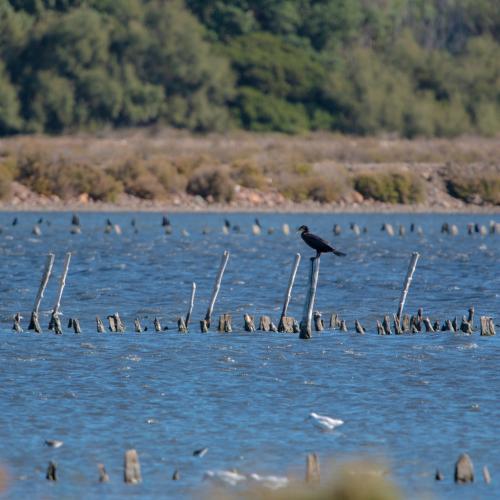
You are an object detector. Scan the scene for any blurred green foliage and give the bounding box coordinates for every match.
[0,0,499,136]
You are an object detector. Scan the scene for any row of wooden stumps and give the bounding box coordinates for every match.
[44,449,491,486]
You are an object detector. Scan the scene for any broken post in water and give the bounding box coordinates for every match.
[396,252,420,322]
[28,253,55,333]
[124,449,142,484]
[278,253,301,332]
[200,251,229,332]
[49,252,71,331]
[299,256,320,339]
[178,282,196,332]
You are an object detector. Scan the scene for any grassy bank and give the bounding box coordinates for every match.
[0,130,499,210]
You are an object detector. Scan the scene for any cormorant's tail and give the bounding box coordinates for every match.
[333,249,346,257]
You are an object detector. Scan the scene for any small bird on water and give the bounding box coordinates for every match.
[298,225,346,258]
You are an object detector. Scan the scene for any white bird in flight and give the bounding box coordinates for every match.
[309,412,344,431]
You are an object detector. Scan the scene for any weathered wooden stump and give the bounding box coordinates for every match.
[114,313,125,333]
[107,315,117,332]
[98,463,109,483]
[305,453,320,483]
[402,314,411,332]
[423,318,435,333]
[200,320,209,333]
[393,315,403,335]
[243,314,255,332]
[455,453,474,483]
[46,461,57,481]
[134,318,143,333]
[382,315,392,335]
[483,465,491,484]
[96,316,105,333]
[382,223,394,236]
[467,306,475,329]
[259,315,272,332]
[52,315,63,335]
[124,449,141,484]
[339,319,348,332]
[452,317,458,332]
[441,223,449,234]
[172,469,180,480]
[333,224,341,235]
[217,314,232,333]
[329,313,340,329]
[154,317,162,332]
[435,469,444,481]
[72,318,81,334]
[459,316,472,334]
[398,224,405,236]
[278,316,295,333]
[354,320,365,334]
[12,313,23,333]
[450,224,459,236]
[269,321,278,332]
[376,320,385,335]
[293,319,300,333]
[442,319,454,332]
[313,311,324,332]
[67,318,74,329]
[178,317,188,333]
[480,316,496,336]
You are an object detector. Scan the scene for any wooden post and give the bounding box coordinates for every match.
[305,453,320,483]
[278,253,301,332]
[29,253,55,332]
[376,320,385,335]
[96,316,105,333]
[124,449,141,484]
[201,251,229,331]
[72,318,81,334]
[107,315,117,332]
[396,252,420,322]
[423,318,435,333]
[259,315,272,331]
[154,317,162,332]
[460,316,473,334]
[382,315,392,335]
[49,252,71,329]
[455,453,474,483]
[393,314,403,335]
[134,318,142,333]
[467,307,475,329]
[480,316,496,336]
[354,320,365,334]
[12,313,23,333]
[98,464,109,483]
[217,314,232,332]
[46,461,57,481]
[339,319,348,332]
[313,311,324,331]
[244,314,255,332]
[114,313,125,333]
[299,256,320,339]
[179,282,196,332]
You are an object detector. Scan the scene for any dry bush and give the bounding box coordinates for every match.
[186,166,235,202]
[353,170,425,204]
[231,160,267,189]
[444,166,500,205]
[280,176,344,203]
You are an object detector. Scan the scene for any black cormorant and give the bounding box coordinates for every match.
[298,225,346,258]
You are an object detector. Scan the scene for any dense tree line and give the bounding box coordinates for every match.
[0,0,499,136]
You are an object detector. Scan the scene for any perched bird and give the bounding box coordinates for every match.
[298,226,346,258]
[308,412,344,431]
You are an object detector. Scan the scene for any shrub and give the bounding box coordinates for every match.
[0,163,13,199]
[186,166,235,202]
[354,170,425,204]
[445,169,500,205]
[231,160,266,189]
[281,176,343,203]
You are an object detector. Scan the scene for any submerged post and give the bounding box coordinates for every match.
[300,256,320,339]
[28,253,55,332]
[278,253,301,332]
[179,282,196,332]
[201,251,229,331]
[396,252,420,322]
[49,252,71,329]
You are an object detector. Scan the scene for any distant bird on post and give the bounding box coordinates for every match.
[298,225,346,258]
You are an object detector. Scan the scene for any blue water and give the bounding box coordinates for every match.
[0,212,498,499]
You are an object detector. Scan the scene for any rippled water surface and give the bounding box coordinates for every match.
[0,212,498,499]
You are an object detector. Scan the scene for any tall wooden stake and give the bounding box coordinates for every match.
[201,250,229,331]
[278,253,301,332]
[396,252,420,322]
[49,252,71,328]
[28,253,55,332]
[300,256,320,339]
